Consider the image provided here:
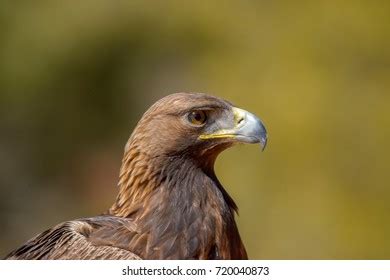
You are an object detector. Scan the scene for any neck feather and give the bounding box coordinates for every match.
[108,145,247,259]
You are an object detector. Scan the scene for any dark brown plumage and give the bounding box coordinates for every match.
[5,92,267,260]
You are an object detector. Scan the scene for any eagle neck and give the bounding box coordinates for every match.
[109,147,247,259]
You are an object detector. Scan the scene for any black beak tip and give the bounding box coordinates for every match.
[260,135,267,151]
[258,119,267,151]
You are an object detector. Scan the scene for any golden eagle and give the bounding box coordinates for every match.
[5,93,267,260]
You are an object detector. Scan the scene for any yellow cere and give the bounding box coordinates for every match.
[232,107,246,126]
[199,108,245,140]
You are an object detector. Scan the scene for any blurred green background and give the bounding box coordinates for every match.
[1,0,390,259]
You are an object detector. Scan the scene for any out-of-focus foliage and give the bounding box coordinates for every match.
[1,0,389,259]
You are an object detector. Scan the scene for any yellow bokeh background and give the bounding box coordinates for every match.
[1,1,389,259]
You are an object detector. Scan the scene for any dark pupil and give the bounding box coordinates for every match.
[194,112,202,121]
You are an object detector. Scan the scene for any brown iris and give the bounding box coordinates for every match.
[188,110,207,126]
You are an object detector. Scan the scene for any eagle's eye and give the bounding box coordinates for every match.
[188,110,207,126]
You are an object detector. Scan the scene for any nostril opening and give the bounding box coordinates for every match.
[237,116,245,125]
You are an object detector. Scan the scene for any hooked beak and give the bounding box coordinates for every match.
[199,107,268,151]
[231,107,268,150]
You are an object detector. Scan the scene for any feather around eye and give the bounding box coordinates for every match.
[188,110,207,126]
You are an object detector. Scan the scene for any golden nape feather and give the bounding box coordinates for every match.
[5,92,267,260]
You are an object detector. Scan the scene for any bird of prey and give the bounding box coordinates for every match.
[5,92,267,260]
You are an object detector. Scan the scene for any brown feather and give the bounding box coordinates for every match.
[6,218,141,259]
